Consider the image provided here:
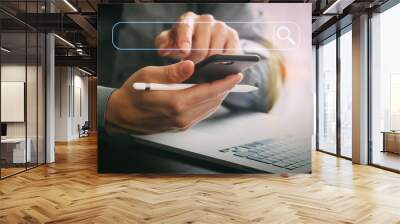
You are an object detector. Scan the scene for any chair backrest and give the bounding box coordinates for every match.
[82,121,90,129]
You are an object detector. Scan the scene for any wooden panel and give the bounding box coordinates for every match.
[385,132,400,154]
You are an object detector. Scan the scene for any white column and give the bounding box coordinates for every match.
[352,14,369,164]
[45,0,56,163]
[46,32,55,163]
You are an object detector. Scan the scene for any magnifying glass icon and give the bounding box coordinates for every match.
[277,26,296,45]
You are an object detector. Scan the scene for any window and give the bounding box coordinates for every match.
[371,2,400,171]
[390,74,400,130]
[317,36,337,154]
[339,28,352,158]
[316,26,353,159]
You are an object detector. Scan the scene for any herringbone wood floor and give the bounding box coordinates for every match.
[1,135,400,224]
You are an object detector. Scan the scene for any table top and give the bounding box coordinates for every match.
[381,131,400,134]
[1,138,30,143]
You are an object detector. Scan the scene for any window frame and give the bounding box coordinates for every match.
[315,24,353,161]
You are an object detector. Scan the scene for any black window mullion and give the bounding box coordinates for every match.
[24,0,28,171]
[336,27,341,157]
[0,20,2,179]
[73,68,75,118]
[367,11,373,165]
[316,45,320,150]
[36,0,39,168]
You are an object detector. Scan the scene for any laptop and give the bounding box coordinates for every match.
[131,107,312,173]
[1,123,7,140]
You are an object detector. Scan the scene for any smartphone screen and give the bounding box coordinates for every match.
[185,54,260,83]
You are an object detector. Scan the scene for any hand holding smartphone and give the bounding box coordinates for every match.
[185,54,260,83]
[132,54,261,93]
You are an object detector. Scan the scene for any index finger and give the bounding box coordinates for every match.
[174,12,197,55]
[155,30,173,56]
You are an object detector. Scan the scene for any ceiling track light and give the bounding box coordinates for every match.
[78,67,93,76]
[1,47,11,53]
[54,34,75,48]
[63,0,78,12]
[322,0,355,15]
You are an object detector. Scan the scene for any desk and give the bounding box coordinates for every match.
[1,138,31,164]
[382,131,400,155]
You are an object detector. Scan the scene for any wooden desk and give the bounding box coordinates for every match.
[1,138,31,164]
[382,131,400,154]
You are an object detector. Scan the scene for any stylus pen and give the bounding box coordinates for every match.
[132,83,258,93]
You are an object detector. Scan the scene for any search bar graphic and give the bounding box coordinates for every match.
[276,26,296,45]
[111,21,302,51]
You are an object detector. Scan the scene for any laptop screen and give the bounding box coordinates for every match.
[1,123,7,137]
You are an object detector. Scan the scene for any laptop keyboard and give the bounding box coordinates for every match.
[219,139,310,170]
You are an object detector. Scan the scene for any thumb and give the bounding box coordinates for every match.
[138,60,195,83]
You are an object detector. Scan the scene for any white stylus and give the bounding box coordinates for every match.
[132,83,258,93]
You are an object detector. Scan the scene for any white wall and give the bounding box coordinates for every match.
[54,67,89,141]
[55,67,69,141]
[73,74,89,136]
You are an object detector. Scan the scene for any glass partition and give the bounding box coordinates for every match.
[1,30,28,177]
[317,36,337,154]
[0,1,46,179]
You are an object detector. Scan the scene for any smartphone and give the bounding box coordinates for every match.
[185,54,260,83]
